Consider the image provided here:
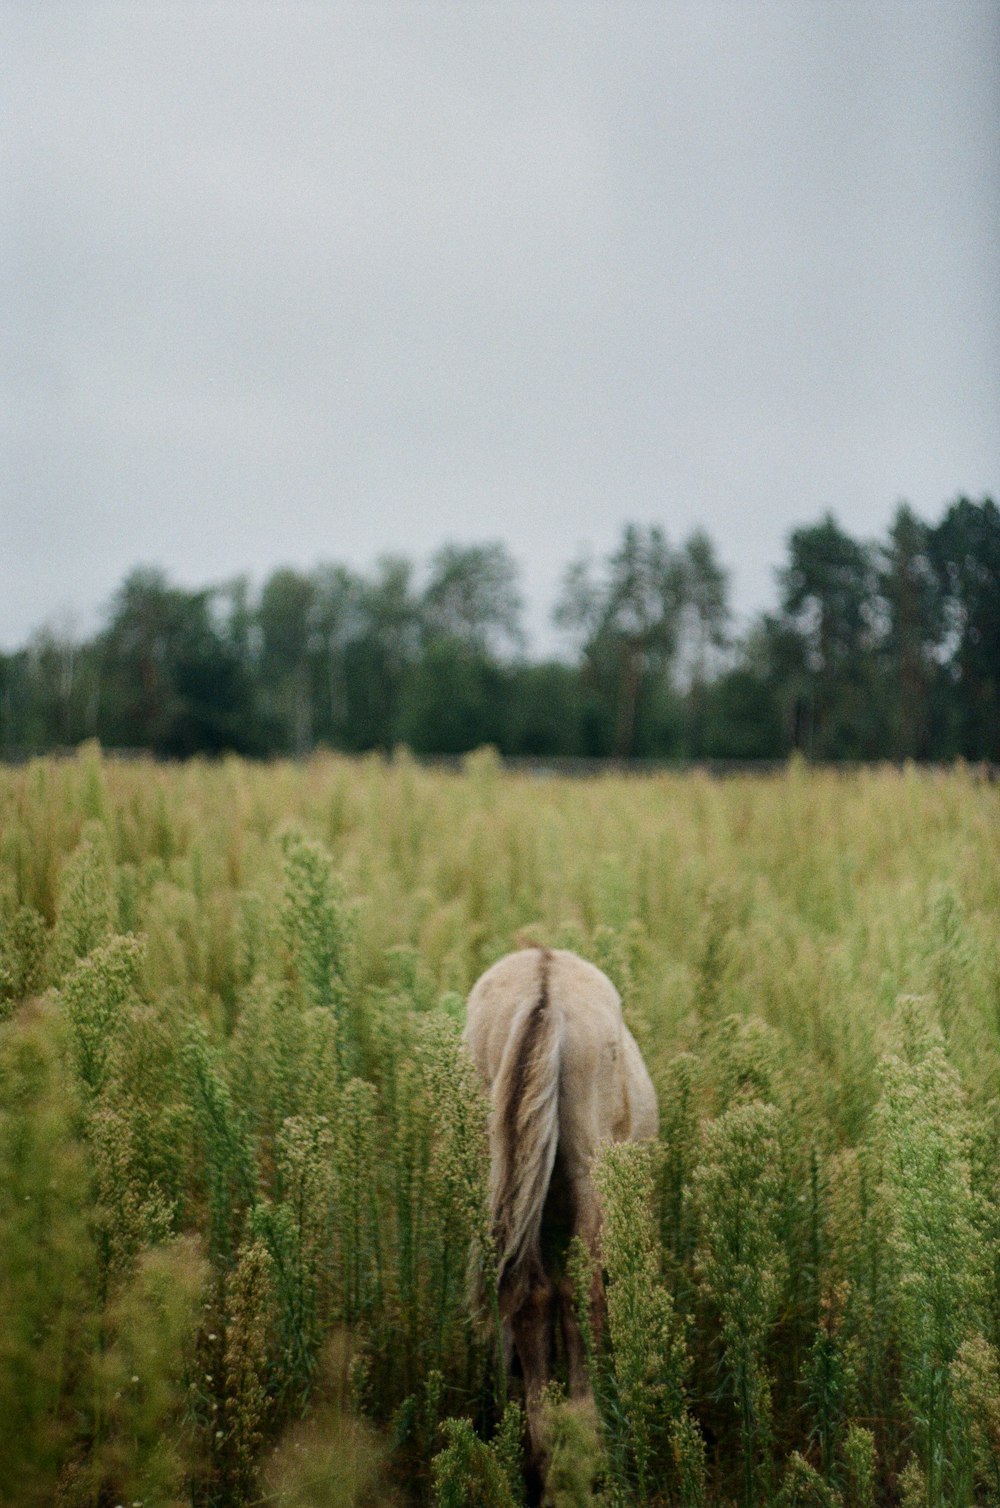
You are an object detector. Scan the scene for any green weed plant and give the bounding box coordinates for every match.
[0,750,997,1504]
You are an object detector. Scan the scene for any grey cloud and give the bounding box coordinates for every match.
[4,2,998,652]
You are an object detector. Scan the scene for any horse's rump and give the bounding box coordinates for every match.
[464,947,656,1313]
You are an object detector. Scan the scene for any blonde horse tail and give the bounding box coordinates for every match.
[489,948,563,1316]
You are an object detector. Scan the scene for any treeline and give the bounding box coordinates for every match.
[2,496,998,762]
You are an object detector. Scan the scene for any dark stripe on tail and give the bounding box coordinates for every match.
[500,947,552,1161]
[491,947,562,1313]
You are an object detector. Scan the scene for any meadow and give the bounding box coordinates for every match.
[1,746,999,1507]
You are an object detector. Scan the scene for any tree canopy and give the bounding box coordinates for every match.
[2,499,997,763]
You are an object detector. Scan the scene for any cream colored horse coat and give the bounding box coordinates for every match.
[464,946,657,1465]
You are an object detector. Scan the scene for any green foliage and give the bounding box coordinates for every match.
[88,1235,209,1507]
[774,1452,842,1507]
[3,499,999,761]
[929,496,1000,759]
[261,1385,393,1507]
[693,1099,788,1507]
[432,1405,524,1508]
[657,1051,700,1291]
[399,641,510,756]
[223,1238,277,1505]
[874,1005,983,1503]
[924,883,970,1041]
[898,1456,928,1508]
[556,522,686,757]
[540,1390,605,1508]
[593,1140,705,1506]
[802,1287,856,1482]
[334,1077,380,1325]
[0,903,47,1012]
[98,567,263,756]
[88,1093,176,1278]
[0,1012,97,1506]
[280,829,353,1032]
[60,932,144,1098]
[779,512,881,758]
[378,1013,490,1409]
[49,824,116,982]
[950,1335,1000,1505]
[841,1425,876,1508]
[566,1235,597,1380]
[257,1113,336,1402]
[183,1023,257,1262]
[2,753,1000,1504]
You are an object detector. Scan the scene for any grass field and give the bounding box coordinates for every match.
[2,747,999,1506]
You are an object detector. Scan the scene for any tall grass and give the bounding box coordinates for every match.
[0,750,998,1504]
[593,1140,705,1505]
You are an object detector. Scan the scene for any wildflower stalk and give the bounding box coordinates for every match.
[842,1424,876,1508]
[875,1007,983,1505]
[594,1140,705,1507]
[693,1099,787,1508]
[280,831,352,1066]
[223,1238,276,1505]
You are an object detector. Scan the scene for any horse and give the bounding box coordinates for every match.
[463,945,658,1479]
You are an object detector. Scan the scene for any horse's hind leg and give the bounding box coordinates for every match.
[509,1262,556,1475]
[560,1167,604,1402]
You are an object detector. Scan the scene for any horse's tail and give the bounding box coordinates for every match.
[489,947,563,1317]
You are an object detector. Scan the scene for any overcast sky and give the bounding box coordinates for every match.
[4,2,998,654]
